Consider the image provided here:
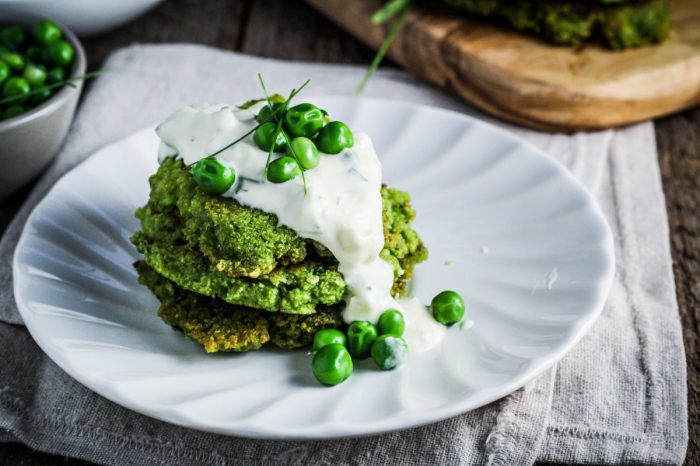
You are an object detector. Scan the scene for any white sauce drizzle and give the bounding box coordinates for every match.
[155,102,445,353]
[399,297,446,354]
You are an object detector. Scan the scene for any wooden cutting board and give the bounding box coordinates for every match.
[305,0,700,132]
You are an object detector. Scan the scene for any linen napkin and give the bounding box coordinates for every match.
[0,45,688,465]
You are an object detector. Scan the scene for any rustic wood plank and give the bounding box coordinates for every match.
[304,0,700,133]
[656,107,700,466]
[80,0,250,72]
[242,0,375,63]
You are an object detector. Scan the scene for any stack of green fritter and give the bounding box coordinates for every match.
[440,0,671,48]
[131,157,428,353]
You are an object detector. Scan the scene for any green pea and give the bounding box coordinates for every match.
[2,105,26,120]
[190,156,236,194]
[256,102,285,124]
[32,20,62,46]
[286,137,319,170]
[31,87,52,105]
[253,122,288,152]
[0,62,9,86]
[347,321,378,359]
[283,103,325,138]
[1,26,25,49]
[371,335,408,370]
[315,121,354,154]
[43,40,74,67]
[321,109,330,124]
[377,309,405,337]
[430,290,465,326]
[3,77,31,104]
[311,329,347,354]
[26,46,44,63]
[47,67,65,84]
[1,52,24,72]
[23,65,47,88]
[267,156,301,183]
[312,343,353,386]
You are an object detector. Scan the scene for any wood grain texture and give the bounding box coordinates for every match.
[657,107,700,466]
[0,0,696,464]
[80,0,250,73]
[242,0,375,63]
[304,0,700,132]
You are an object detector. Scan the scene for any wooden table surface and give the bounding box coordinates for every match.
[0,0,697,464]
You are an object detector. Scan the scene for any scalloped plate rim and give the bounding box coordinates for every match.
[13,96,615,440]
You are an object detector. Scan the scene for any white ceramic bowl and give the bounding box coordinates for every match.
[0,0,166,37]
[0,13,86,202]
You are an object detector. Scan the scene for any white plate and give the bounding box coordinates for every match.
[13,97,614,439]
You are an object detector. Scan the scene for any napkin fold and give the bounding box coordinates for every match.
[0,45,688,465]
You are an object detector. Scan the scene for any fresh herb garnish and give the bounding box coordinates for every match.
[258,74,307,194]
[236,94,285,110]
[372,0,413,23]
[203,98,289,161]
[0,69,108,106]
[355,0,414,96]
[193,77,311,178]
[0,33,106,99]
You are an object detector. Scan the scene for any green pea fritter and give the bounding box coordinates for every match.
[441,0,671,49]
[134,157,308,280]
[135,261,344,352]
[131,157,428,351]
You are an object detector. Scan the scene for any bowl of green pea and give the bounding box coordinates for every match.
[0,14,86,201]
